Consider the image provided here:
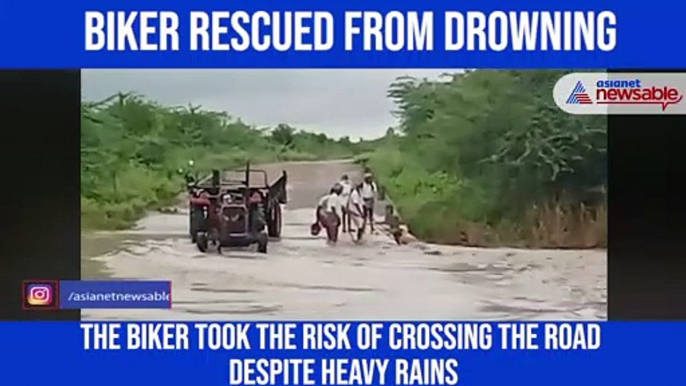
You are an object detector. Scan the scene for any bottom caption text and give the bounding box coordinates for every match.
[80,321,601,385]
[229,358,459,385]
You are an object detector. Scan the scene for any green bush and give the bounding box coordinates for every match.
[364,70,607,248]
[81,93,363,230]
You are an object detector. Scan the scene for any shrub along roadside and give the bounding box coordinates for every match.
[358,70,607,249]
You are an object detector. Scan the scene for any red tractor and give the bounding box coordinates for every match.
[186,163,287,254]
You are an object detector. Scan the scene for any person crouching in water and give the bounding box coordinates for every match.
[346,183,366,242]
[338,174,353,233]
[315,184,344,244]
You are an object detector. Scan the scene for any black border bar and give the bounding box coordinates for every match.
[0,70,81,321]
[607,69,686,320]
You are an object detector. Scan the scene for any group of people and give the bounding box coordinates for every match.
[312,173,378,245]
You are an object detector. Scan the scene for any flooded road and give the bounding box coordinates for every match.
[81,160,606,320]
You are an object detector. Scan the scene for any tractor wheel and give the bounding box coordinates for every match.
[190,208,205,243]
[196,232,208,253]
[189,209,196,242]
[256,233,268,253]
[267,204,282,238]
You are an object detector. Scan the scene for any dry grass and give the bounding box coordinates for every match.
[524,202,606,249]
[413,201,607,249]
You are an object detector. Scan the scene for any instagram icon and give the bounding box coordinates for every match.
[22,280,59,310]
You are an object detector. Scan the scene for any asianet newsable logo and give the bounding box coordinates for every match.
[566,78,684,111]
[565,81,593,105]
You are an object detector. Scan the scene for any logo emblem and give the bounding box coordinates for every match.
[22,280,59,310]
[566,81,593,105]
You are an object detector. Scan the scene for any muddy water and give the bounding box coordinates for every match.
[81,160,606,321]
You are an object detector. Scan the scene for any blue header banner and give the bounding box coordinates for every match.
[0,0,683,68]
[2,321,684,385]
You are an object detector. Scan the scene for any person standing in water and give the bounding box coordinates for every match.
[338,174,353,233]
[360,173,378,233]
[314,184,344,244]
[346,183,366,242]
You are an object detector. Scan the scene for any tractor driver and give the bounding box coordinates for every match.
[247,189,266,232]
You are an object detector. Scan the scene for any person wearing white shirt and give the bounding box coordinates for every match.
[346,184,366,242]
[313,184,343,244]
[360,173,378,232]
[326,192,344,215]
[338,175,353,232]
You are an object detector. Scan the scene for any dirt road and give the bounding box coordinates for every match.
[81,160,606,320]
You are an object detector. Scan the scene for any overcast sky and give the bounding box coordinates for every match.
[81,70,453,139]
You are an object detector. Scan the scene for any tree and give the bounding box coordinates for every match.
[270,124,296,148]
[371,70,607,244]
